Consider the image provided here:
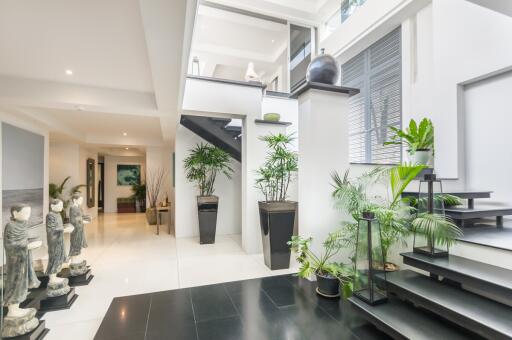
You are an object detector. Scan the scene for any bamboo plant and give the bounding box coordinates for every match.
[255,133,298,202]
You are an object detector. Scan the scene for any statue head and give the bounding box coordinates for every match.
[50,198,64,212]
[11,204,31,221]
[71,192,83,206]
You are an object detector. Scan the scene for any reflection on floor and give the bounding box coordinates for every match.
[42,213,298,340]
[94,274,389,340]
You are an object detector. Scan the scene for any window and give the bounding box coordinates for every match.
[289,24,312,92]
[341,27,402,164]
[268,76,279,92]
[341,0,367,23]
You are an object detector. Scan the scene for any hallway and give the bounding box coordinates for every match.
[42,213,297,340]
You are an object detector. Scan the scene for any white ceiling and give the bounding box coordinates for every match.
[0,0,198,150]
[0,0,153,93]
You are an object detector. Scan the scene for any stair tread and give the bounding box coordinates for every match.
[401,252,512,291]
[387,270,512,336]
[403,191,492,199]
[445,206,512,219]
[349,296,469,340]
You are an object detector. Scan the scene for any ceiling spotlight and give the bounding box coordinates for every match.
[271,39,275,43]
[123,132,128,136]
[65,69,73,75]
[125,147,129,150]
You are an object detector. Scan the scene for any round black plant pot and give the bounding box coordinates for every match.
[316,272,340,298]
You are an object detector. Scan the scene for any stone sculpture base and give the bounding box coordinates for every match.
[1,308,39,338]
[40,288,77,312]
[6,320,48,340]
[59,268,93,286]
[69,261,88,276]
[46,279,70,298]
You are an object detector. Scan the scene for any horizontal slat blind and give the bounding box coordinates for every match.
[341,27,402,164]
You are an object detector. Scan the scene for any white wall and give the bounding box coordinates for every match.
[464,70,512,206]
[103,155,145,213]
[50,142,99,218]
[175,126,241,238]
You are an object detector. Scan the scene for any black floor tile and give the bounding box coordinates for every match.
[260,275,304,307]
[146,289,197,340]
[229,289,279,318]
[223,277,263,296]
[94,294,151,340]
[196,315,244,340]
[190,284,238,322]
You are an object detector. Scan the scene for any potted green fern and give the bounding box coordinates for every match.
[256,133,298,270]
[184,143,233,244]
[385,118,434,165]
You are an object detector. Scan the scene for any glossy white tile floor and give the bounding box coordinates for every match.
[42,213,298,340]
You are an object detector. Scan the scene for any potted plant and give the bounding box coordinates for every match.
[385,118,434,165]
[184,143,233,244]
[255,133,298,269]
[49,176,85,223]
[131,182,146,212]
[288,234,353,298]
[146,168,167,225]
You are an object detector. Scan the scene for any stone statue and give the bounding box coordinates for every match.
[68,192,88,276]
[45,199,72,297]
[2,204,40,338]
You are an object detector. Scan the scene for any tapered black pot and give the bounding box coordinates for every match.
[197,196,218,244]
[258,201,297,270]
[316,272,340,298]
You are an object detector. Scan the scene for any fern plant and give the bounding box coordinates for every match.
[385,118,434,154]
[184,143,233,197]
[255,133,298,202]
[288,234,354,298]
[49,176,85,220]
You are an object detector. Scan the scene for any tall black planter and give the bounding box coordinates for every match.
[197,196,218,244]
[258,201,297,270]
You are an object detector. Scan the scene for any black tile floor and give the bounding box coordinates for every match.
[94,274,390,340]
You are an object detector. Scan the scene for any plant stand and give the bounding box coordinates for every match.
[259,201,297,270]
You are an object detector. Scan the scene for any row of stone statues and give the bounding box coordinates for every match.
[2,193,89,338]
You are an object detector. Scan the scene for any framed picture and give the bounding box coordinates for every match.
[86,158,96,208]
[117,164,141,186]
[2,123,44,228]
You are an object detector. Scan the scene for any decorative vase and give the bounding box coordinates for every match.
[306,48,340,85]
[409,149,431,165]
[264,113,281,122]
[197,196,219,244]
[145,208,157,225]
[316,272,340,298]
[258,201,297,270]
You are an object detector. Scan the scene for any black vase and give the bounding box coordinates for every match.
[258,201,297,270]
[316,272,340,298]
[197,196,218,244]
[306,48,340,85]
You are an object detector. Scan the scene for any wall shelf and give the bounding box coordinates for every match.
[254,119,292,126]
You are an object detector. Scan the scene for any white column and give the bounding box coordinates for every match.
[296,84,354,256]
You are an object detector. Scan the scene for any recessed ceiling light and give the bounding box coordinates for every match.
[123,132,128,136]
[125,147,129,150]
[65,69,73,75]
[271,39,275,43]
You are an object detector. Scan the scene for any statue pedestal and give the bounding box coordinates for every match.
[5,320,49,340]
[40,288,77,312]
[1,308,42,339]
[58,268,93,286]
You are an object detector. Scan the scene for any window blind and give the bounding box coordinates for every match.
[341,27,402,164]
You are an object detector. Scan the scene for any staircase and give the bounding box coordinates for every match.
[180,115,242,161]
[349,252,512,339]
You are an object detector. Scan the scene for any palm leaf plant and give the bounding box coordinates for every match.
[288,234,354,298]
[49,176,85,222]
[184,143,233,244]
[412,213,463,250]
[184,143,233,197]
[385,118,434,165]
[256,133,298,270]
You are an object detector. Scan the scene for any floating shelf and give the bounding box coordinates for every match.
[254,119,292,126]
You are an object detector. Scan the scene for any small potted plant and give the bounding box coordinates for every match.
[131,182,146,212]
[256,133,298,269]
[385,118,434,165]
[184,143,233,244]
[288,234,353,298]
[49,176,85,223]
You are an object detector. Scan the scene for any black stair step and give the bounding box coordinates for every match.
[386,270,512,339]
[445,206,512,220]
[401,252,512,304]
[403,191,492,200]
[349,296,470,340]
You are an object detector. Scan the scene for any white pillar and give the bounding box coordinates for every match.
[294,83,357,256]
